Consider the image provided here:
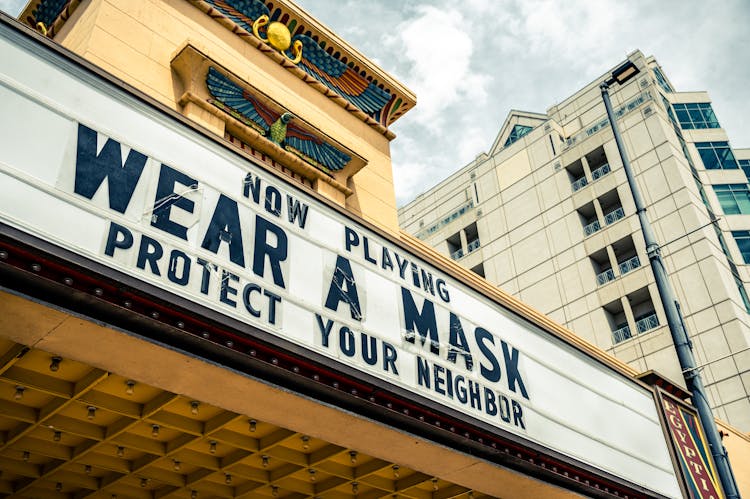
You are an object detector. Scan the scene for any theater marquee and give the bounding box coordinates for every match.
[0,26,682,498]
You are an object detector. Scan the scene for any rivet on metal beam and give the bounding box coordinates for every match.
[49,356,62,372]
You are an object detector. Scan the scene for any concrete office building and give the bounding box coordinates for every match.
[400,50,750,432]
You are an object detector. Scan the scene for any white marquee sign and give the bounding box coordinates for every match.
[0,26,680,497]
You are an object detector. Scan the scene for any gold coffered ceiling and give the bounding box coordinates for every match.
[0,339,488,499]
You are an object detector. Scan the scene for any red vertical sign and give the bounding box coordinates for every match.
[659,391,724,499]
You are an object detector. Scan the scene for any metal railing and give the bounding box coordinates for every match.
[467,239,481,253]
[635,313,659,333]
[618,255,641,275]
[571,176,588,192]
[596,268,616,286]
[450,248,464,260]
[604,207,625,225]
[612,325,632,344]
[583,219,601,236]
[591,163,611,180]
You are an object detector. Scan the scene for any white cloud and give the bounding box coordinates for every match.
[0,0,25,16]
[385,5,490,129]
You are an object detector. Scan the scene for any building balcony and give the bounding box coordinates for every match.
[467,238,481,253]
[571,176,588,192]
[604,207,625,225]
[450,239,481,261]
[612,325,632,344]
[635,313,659,334]
[618,255,641,275]
[583,219,601,237]
[591,163,611,181]
[596,268,616,286]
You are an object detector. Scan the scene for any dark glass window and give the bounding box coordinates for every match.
[673,103,720,129]
[738,159,750,182]
[504,124,533,147]
[696,142,738,170]
[714,184,750,214]
[653,67,673,93]
[732,231,750,263]
[736,276,750,313]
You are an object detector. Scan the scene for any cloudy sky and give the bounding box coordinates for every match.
[3,0,749,205]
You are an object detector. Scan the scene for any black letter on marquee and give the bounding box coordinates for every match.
[136,235,163,276]
[253,215,288,288]
[201,194,245,268]
[287,196,309,229]
[167,250,191,286]
[220,270,239,307]
[324,256,362,320]
[264,289,281,325]
[447,312,474,370]
[315,314,334,347]
[344,226,359,252]
[104,222,133,256]
[264,186,282,217]
[475,327,501,383]
[151,164,197,240]
[243,283,262,318]
[502,341,529,400]
[74,124,147,213]
[401,288,439,355]
[243,173,261,203]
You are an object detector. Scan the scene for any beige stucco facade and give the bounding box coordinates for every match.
[400,50,750,433]
[49,0,415,233]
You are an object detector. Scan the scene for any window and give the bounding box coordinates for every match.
[738,159,750,182]
[653,67,673,93]
[696,142,738,170]
[504,124,533,147]
[732,231,750,263]
[661,94,678,128]
[673,103,720,129]
[714,184,750,215]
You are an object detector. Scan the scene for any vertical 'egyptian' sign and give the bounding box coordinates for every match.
[659,391,724,499]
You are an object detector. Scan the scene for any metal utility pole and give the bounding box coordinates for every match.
[600,61,740,498]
